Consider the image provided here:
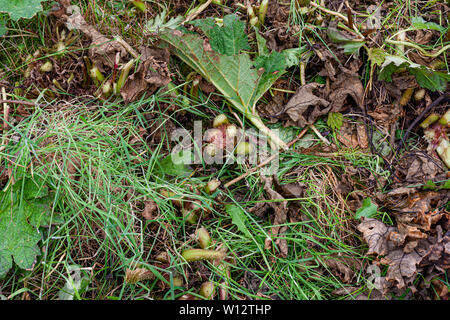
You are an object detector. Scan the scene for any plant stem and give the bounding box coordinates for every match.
[247,114,288,150]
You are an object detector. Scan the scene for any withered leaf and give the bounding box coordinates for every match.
[261,175,288,257]
[120,47,171,103]
[357,218,395,256]
[284,83,330,127]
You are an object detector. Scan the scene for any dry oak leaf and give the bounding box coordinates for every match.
[328,69,364,110]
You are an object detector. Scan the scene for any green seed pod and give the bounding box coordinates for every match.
[438,109,449,126]
[205,143,217,157]
[199,281,215,299]
[235,141,253,155]
[205,179,220,194]
[40,61,53,73]
[414,88,425,101]
[436,139,450,169]
[181,249,225,262]
[195,226,212,249]
[172,277,184,287]
[182,209,198,224]
[420,114,440,129]
[89,66,105,84]
[213,114,229,128]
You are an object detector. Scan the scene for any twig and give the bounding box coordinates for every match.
[0,99,39,107]
[224,127,309,188]
[398,94,448,150]
[310,1,363,38]
[309,124,330,146]
[385,40,450,58]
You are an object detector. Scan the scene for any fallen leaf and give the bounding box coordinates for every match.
[357,218,395,256]
[65,5,127,71]
[261,175,288,257]
[120,47,171,103]
[284,83,330,127]
[142,200,158,220]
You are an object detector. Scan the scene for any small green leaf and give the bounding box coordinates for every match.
[191,14,250,56]
[368,48,386,67]
[154,154,190,177]
[225,204,252,238]
[411,17,444,32]
[145,8,183,33]
[327,112,344,131]
[355,198,378,219]
[0,0,45,21]
[423,180,437,190]
[441,179,450,190]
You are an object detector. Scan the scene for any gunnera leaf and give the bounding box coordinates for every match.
[0,177,60,278]
[0,0,45,21]
[158,20,289,149]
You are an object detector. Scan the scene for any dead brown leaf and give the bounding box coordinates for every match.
[284,83,330,127]
[142,200,158,220]
[120,47,171,103]
[64,6,127,71]
[261,175,288,257]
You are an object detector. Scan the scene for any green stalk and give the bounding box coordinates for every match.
[115,59,135,94]
[247,113,288,150]
[258,0,268,26]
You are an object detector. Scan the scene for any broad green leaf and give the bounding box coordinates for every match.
[0,178,60,278]
[327,112,343,131]
[225,204,252,238]
[159,14,290,149]
[411,16,444,32]
[355,198,378,219]
[0,0,45,21]
[327,26,365,55]
[159,30,279,115]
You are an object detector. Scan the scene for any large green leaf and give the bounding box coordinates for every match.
[0,0,45,21]
[159,31,284,116]
[0,177,59,278]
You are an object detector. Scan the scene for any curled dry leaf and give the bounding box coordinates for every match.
[284,83,330,128]
[64,6,127,71]
[142,200,158,220]
[120,47,171,103]
[261,175,288,257]
[357,218,395,256]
